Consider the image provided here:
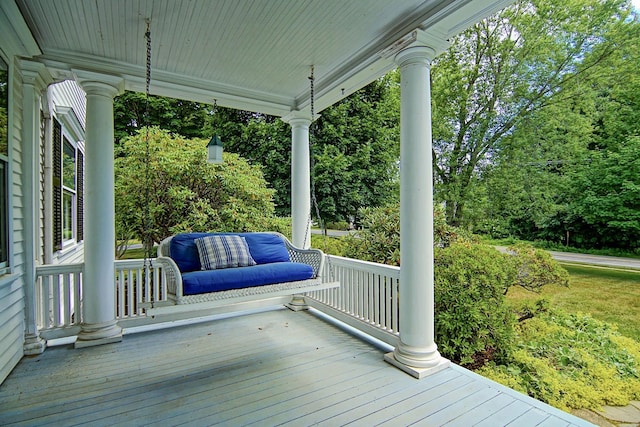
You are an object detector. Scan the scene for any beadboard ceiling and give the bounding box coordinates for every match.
[14,0,512,116]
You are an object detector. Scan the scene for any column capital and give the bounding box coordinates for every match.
[393,29,450,67]
[394,45,437,68]
[19,60,52,92]
[73,69,124,98]
[282,110,317,126]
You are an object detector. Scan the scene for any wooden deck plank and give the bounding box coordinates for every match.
[252,369,405,426]
[327,370,470,426]
[368,378,488,426]
[536,417,572,427]
[149,349,382,426]
[506,407,554,427]
[408,386,503,426]
[307,369,461,426]
[475,399,540,427]
[442,393,516,426]
[0,307,593,427]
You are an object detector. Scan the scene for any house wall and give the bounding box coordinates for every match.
[0,56,26,386]
[46,81,86,265]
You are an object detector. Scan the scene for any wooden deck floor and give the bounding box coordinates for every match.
[1,307,592,426]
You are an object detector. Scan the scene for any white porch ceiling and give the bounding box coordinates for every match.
[14,0,513,116]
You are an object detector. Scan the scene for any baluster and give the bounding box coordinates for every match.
[53,274,61,327]
[392,277,399,334]
[74,271,82,325]
[63,272,71,325]
[117,269,125,319]
[153,264,160,304]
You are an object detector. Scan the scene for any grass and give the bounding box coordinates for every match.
[506,263,640,341]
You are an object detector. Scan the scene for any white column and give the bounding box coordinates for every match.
[74,71,123,348]
[20,61,50,355]
[285,114,312,249]
[384,45,450,378]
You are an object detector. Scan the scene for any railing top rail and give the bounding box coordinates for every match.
[326,255,400,278]
[36,262,84,276]
[114,258,149,269]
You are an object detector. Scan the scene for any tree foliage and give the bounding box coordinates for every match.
[114,127,287,251]
[431,0,630,226]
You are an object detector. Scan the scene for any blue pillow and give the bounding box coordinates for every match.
[195,235,257,270]
[169,232,210,272]
[242,233,291,264]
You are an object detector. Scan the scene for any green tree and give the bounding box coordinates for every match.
[115,127,287,252]
[565,136,640,249]
[221,75,401,224]
[431,0,630,226]
[113,91,213,145]
[470,9,640,247]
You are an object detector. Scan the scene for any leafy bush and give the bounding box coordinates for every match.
[342,205,400,265]
[506,243,570,294]
[311,234,348,256]
[115,127,287,249]
[434,243,516,366]
[342,204,474,266]
[478,310,640,411]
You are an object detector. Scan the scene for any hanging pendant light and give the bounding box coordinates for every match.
[207,99,223,163]
[207,134,223,164]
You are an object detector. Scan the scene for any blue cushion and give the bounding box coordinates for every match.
[170,232,210,272]
[170,232,290,272]
[181,262,314,295]
[242,233,290,264]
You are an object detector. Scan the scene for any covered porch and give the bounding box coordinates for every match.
[1,306,589,426]
[0,0,593,424]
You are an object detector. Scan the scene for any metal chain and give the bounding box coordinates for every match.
[143,21,153,273]
[305,66,334,282]
[303,66,315,250]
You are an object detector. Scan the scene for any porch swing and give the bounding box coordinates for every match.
[137,24,338,316]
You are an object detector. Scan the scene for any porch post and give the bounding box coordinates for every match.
[74,71,124,348]
[284,113,312,249]
[384,45,450,378]
[20,61,51,355]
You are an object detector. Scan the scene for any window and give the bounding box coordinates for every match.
[0,57,8,272]
[53,119,84,251]
[62,139,76,243]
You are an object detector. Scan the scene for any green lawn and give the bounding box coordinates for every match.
[507,263,640,341]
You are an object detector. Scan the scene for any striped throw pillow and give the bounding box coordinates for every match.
[195,235,257,270]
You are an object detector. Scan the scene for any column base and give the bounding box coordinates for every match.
[23,334,47,355]
[75,320,122,349]
[384,351,450,379]
[286,294,309,312]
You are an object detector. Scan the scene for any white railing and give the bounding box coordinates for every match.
[36,263,84,338]
[307,255,400,346]
[35,259,170,336]
[34,255,400,345]
[114,259,169,320]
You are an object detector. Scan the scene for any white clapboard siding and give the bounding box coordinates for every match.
[0,58,26,385]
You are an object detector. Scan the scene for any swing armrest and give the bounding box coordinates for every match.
[281,237,325,279]
[155,256,184,299]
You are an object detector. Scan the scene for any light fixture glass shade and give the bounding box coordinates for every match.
[207,135,223,163]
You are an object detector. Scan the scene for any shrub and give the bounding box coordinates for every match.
[115,127,284,249]
[342,203,474,266]
[434,243,516,366]
[478,310,640,411]
[311,234,348,256]
[506,243,570,294]
[343,204,400,265]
